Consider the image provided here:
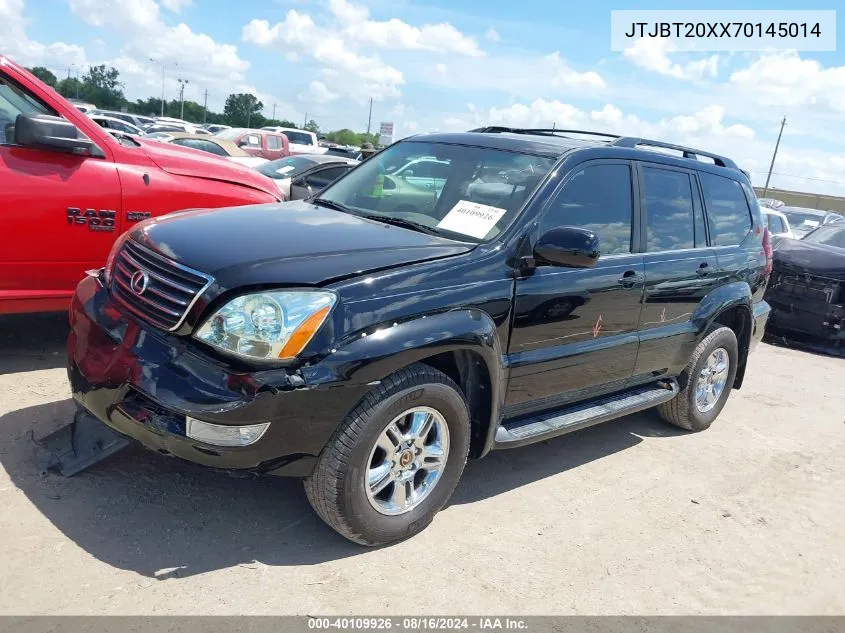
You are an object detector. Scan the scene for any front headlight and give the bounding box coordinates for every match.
[103,232,128,286]
[194,291,336,361]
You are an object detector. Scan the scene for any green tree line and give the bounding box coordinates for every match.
[28,65,380,146]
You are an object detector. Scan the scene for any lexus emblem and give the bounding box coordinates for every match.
[129,270,149,295]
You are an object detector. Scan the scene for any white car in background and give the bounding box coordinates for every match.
[153,116,203,134]
[87,114,146,137]
[761,208,795,244]
[261,126,326,154]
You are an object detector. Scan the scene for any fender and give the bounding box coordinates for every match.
[300,308,507,442]
[691,281,754,386]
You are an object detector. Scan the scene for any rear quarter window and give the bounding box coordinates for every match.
[700,173,753,246]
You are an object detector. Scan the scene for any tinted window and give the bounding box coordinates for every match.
[285,130,314,145]
[700,173,752,246]
[306,165,352,190]
[540,163,633,255]
[641,167,696,252]
[257,156,318,179]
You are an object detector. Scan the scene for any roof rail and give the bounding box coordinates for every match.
[468,126,620,142]
[610,137,737,169]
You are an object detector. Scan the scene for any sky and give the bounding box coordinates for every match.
[2,0,844,196]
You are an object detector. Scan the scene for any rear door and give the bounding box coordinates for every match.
[265,134,285,160]
[634,163,718,375]
[0,71,122,313]
[506,160,644,416]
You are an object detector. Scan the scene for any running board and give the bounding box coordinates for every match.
[494,379,679,449]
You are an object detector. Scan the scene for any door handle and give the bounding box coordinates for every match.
[617,270,642,288]
[697,262,711,277]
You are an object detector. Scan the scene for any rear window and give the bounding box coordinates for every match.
[285,130,314,145]
[700,173,752,246]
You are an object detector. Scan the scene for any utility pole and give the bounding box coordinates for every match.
[763,117,787,197]
[150,58,177,117]
[303,111,308,129]
[202,89,209,123]
[366,97,373,136]
[177,79,189,120]
[272,103,276,121]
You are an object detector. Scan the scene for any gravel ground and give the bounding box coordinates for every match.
[0,313,843,615]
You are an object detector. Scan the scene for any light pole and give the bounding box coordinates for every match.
[177,78,189,120]
[150,58,177,117]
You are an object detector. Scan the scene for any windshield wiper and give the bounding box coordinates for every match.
[312,198,354,214]
[359,214,443,236]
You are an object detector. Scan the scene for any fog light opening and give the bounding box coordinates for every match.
[186,418,270,447]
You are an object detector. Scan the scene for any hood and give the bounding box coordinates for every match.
[773,238,845,281]
[131,200,474,288]
[137,138,280,200]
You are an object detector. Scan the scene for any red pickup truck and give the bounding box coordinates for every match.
[0,56,281,315]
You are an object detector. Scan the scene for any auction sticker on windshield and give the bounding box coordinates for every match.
[437,200,506,239]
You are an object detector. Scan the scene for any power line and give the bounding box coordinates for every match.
[748,169,844,186]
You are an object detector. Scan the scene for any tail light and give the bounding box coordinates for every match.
[762,227,773,275]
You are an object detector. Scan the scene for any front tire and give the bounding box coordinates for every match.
[658,326,739,431]
[304,363,470,546]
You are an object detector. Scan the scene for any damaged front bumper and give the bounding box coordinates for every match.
[765,269,844,351]
[64,275,369,477]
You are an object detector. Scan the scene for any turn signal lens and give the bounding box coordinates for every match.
[186,418,270,447]
[279,305,331,359]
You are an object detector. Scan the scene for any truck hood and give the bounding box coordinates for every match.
[773,238,845,281]
[131,200,474,288]
[138,138,280,200]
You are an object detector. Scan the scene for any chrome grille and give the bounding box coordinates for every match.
[110,239,214,331]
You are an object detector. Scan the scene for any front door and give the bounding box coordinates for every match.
[506,160,644,417]
[634,163,719,374]
[0,73,121,313]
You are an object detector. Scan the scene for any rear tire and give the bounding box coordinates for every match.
[658,326,738,431]
[304,363,470,546]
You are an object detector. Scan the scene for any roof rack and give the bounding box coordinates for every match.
[468,126,620,142]
[469,126,738,170]
[609,137,737,169]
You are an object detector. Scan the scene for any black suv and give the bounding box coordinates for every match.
[67,128,772,545]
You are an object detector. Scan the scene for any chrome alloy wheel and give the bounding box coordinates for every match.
[695,347,730,413]
[365,407,450,516]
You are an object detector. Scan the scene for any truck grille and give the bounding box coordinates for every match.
[111,239,214,331]
[769,270,840,304]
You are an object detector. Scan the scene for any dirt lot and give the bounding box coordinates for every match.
[0,313,843,615]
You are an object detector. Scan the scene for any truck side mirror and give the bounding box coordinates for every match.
[14,113,99,157]
[534,226,600,268]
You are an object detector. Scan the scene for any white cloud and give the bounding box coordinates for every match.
[729,52,845,113]
[242,12,404,102]
[624,38,719,81]
[485,27,500,42]
[545,51,605,89]
[328,0,484,57]
[0,0,88,68]
[435,63,448,75]
[302,80,339,104]
[67,0,250,107]
[160,0,191,12]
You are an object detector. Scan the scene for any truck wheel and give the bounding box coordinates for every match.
[304,363,471,546]
[657,326,738,432]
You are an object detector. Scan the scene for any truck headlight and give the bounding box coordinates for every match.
[194,291,336,360]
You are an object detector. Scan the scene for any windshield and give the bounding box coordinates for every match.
[215,128,247,141]
[803,226,845,249]
[257,156,317,179]
[316,140,556,242]
[782,209,824,232]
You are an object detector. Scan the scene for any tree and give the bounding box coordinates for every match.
[304,119,320,134]
[55,77,82,100]
[223,93,263,127]
[28,66,57,87]
[80,64,125,110]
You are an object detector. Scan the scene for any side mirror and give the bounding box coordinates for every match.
[534,226,600,268]
[14,113,98,156]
